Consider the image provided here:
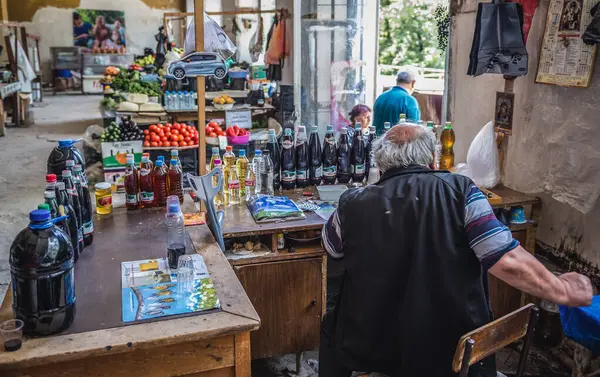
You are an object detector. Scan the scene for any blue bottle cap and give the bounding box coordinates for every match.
[58,140,73,148]
[168,203,179,213]
[156,160,163,167]
[157,156,165,161]
[30,209,51,222]
[170,159,178,165]
[239,149,246,157]
[255,150,262,156]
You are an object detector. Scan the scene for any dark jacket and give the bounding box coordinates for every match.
[323,165,496,377]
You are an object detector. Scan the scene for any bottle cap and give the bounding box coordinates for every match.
[341,128,348,134]
[66,160,75,168]
[298,125,306,132]
[355,123,361,131]
[73,164,82,172]
[254,150,262,156]
[369,126,376,132]
[44,190,56,199]
[58,140,73,148]
[142,156,149,162]
[239,149,246,157]
[57,182,66,190]
[142,152,150,158]
[95,182,111,190]
[38,203,50,211]
[166,195,181,213]
[226,146,233,152]
[30,209,51,222]
[284,128,292,136]
[262,149,270,156]
[212,147,220,154]
[214,158,222,166]
[62,170,72,178]
[170,159,178,165]
[311,125,318,132]
[126,156,134,164]
[171,149,179,156]
[157,156,165,161]
[168,203,179,213]
[155,160,164,167]
[327,125,333,131]
[46,174,57,183]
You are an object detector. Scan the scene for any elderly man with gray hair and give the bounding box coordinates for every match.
[372,67,421,135]
[319,124,592,377]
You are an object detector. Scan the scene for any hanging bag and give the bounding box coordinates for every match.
[467,0,528,77]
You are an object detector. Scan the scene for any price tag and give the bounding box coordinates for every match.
[218,135,228,150]
[225,109,252,129]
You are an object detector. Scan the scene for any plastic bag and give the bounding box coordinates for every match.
[82,124,104,168]
[466,121,500,188]
[184,13,237,59]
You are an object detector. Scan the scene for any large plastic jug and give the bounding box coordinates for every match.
[47,139,86,178]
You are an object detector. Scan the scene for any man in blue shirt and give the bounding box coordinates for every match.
[73,12,92,48]
[372,68,421,134]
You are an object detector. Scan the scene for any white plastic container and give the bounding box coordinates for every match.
[317,185,348,202]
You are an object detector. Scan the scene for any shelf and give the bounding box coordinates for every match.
[143,145,199,151]
[508,221,535,232]
[167,104,275,113]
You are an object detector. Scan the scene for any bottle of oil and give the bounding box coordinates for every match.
[222,146,236,189]
[209,147,220,171]
[245,164,256,202]
[213,159,224,206]
[236,150,249,198]
[228,166,240,206]
[439,122,455,170]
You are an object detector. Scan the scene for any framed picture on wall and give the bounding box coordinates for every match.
[73,9,126,52]
[494,91,515,134]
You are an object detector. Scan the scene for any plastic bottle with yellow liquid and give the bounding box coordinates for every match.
[209,147,220,172]
[236,150,249,197]
[439,122,455,170]
[222,146,236,190]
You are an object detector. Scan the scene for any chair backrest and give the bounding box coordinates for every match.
[186,169,225,251]
[452,303,536,372]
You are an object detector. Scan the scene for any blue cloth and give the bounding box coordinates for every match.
[372,86,421,134]
[73,22,92,47]
[560,295,600,355]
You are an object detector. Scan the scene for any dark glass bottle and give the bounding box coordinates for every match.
[281,128,296,190]
[308,125,322,185]
[295,125,309,188]
[62,169,84,253]
[72,164,94,246]
[56,182,80,261]
[266,129,281,190]
[351,125,366,183]
[365,126,377,180]
[322,125,338,185]
[337,128,351,183]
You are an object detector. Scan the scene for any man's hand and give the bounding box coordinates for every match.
[558,272,593,307]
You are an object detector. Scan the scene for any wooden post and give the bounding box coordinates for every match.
[0,0,8,22]
[195,0,206,176]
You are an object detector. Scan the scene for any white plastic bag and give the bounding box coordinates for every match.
[184,13,237,59]
[466,121,500,188]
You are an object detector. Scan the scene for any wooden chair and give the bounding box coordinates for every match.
[452,303,540,377]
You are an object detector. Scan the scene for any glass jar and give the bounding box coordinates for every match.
[95,182,113,215]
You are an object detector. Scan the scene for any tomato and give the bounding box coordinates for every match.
[208,121,219,128]
[153,134,160,142]
[171,134,179,141]
[166,123,172,128]
[157,142,163,147]
[171,141,179,147]
[209,132,217,138]
[143,129,149,135]
[205,126,213,134]
[177,135,183,141]
[185,136,191,142]
[161,136,167,142]
[173,129,180,135]
[219,131,227,137]
[214,125,222,133]
[174,124,181,131]
[180,141,188,147]
[144,141,150,147]
[150,142,158,147]
[158,131,165,138]
[164,141,170,147]
[149,125,157,133]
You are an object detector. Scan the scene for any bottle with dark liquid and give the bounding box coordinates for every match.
[9,209,76,336]
[47,139,86,180]
[168,158,184,204]
[322,125,338,185]
[72,164,94,246]
[337,128,352,183]
[44,191,70,238]
[45,174,60,201]
[56,182,81,261]
[365,126,377,180]
[266,129,281,190]
[308,125,322,185]
[139,155,155,208]
[281,128,296,190]
[62,169,84,253]
[295,125,309,188]
[153,159,168,207]
[351,124,366,183]
[124,154,139,210]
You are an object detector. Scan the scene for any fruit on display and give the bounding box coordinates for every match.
[129,63,144,71]
[212,95,235,105]
[135,55,155,67]
[205,121,226,138]
[100,117,144,143]
[144,123,199,148]
[226,125,249,137]
[104,66,120,76]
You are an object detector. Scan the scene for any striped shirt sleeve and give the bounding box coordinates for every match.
[464,185,519,269]
[322,209,344,259]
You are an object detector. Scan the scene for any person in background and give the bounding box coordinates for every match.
[73,12,92,48]
[319,123,593,377]
[113,19,126,46]
[347,104,372,141]
[372,67,421,134]
[92,16,111,49]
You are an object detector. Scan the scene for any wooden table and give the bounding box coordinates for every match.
[220,189,327,366]
[0,204,260,377]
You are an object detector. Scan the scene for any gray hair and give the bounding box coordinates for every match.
[396,66,419,84]
[372,123,436,172]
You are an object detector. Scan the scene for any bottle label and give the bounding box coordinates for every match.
[326,136,336,145]
[58,204,66,216]
[282,140,293,149]
[126,194,139,204]
[323,165,337,177]
[77,228,84,243]
[282,170,296,182]
[229,180,240,189]
[80,179,88,188]
[245,178,255,188]
[296,169,308,180]
[141,191,154,203]
[313,166,323,179]
[67,187,78,197]
[353,164,365,174]
[97,195,112,208]
[83,220,94,236]
[140,168,151,176]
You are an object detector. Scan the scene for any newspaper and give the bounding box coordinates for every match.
[536,0,597,87]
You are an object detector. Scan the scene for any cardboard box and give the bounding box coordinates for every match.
[101,141,143,169]
[104,167,126,192]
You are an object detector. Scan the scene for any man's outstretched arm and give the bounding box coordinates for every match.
[489,245,593,307]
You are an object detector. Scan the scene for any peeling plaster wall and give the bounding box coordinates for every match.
[10,0,182,78]
[448,0,600,269]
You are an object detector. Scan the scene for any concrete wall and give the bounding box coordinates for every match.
[8,0,183,78]
[448,0,600,270]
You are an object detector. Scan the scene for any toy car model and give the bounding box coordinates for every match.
[167,52,227,80]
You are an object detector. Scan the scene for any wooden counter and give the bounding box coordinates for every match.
[0,203,260,377]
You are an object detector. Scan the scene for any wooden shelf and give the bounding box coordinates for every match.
[508,221,535,232]
[143,145,199,151]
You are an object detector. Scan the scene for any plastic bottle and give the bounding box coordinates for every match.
[43,191,59,218]
[440,122,455,170]
[142,152,154,170]
[62,169,84,252]
[365,126,377,180]
[171,149,181,169]
[164,91,171,110]
[261,149,275,195]
[209,147,220,172]
[245,162,256,202]
[426,121,435,131]
[213,159,225,206]
[124,155,139,210]
[252,150,264,195]
[351,124,366,183]
[138,155,154,208]
[72,164,94,246]
[168,158,184,204]
[281,129,296,189]
[308,125,322,185]
[228,166,241,205]
[399,113,407,123]
[56,182,81,261]
[165,196,186,269]
[183,91,190,110]
[9,209,76,336]
[222,146,236,189]
[337,128,352,183]
[322,125,338,185]
[383,122,391,133]
[367,158,380,184]
[266,129,281,190]
[46,174,60,200]
[236,150,250,198]
[153,160,168,207]
[295,125,309,188]
[47,140,86,180]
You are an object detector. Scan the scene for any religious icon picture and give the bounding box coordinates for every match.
[494,91,515,134]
